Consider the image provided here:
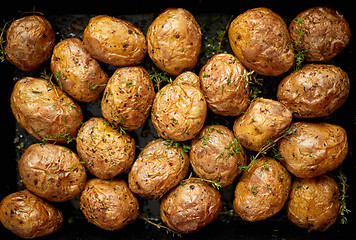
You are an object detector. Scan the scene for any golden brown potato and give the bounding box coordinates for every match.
[10,77,83,144]
[0,190,63,239]
[128,138,189,199]
[5,15,55,72]
[199,53,250,116]
[277,64,350,118]
[146,8,201,76]
[287,175,340,232]
[101,66,155,131]
[50,38,108,102]
[160,178,222,234]
[18,143,86,202]
[190,125,247,187]
[228,7,294,76]
[289,6,351,62]
[79,178,139,231]
[83,15,147,66]
[233,98,292,151]
[76,117,136,179]
[278,122,348,178]
[233,157,291,222]
[173,71,200,89]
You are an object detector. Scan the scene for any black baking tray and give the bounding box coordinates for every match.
[1,0,356,239]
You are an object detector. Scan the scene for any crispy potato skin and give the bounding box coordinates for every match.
[147,8,201,76]
[101,66,155,131]
[83,15,147,66]
[228,7,294,76]
[160,178,222,234]
[287,176,340,232]
[278,122,348,178]
[289,6,351,62]
[79,178,139,231]
[199,53,250,116]
[18,143,86,202]
[190,125,247,187]
[5,15,55,72]
[128,139,189,199]
[277,64,350,118]
[76,117,135,179]
[233,98,292,151]
[50,38,108,102]
[0,190,63,239]
[10,77,83,144]
[233,157,291,222]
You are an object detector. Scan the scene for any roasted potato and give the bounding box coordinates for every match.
[278,122,348,178]
[199,53,250,116]
[83,15,147,66]
[101,66,155,131]
[233,157,291,222]
[277,64,350,118]
[190,125,247,187]
[5,15,55,72]
[76,117,136,179]
[289,6,351,62]
[79,178,139,231]
[160,178,222,234]
[50,38,108,102]
[173,71,200,89]
[0,190,63,239]
[146,8,201,76]
[128,138,189,199]
[287,175,340,232]
[10,77,83,144]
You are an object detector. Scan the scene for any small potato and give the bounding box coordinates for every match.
[51,38,108,102]
[233,157,291,222]
[80,178,139,231]
[18,143,86,202]
[147,8,201,76]
[233,98,292,151]
[287,175,340,232]
[10,77,83,144]
[278,122,348,178]
[199,53,250,116]
[277,64,350,118]
[76,117,136,179]
[5,15,55,71]
[83,15,147,66]
[228,7,294,76]
[160,178,222,234]
[0,190,63,239]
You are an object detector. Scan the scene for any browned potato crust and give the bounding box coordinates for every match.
[5,15,55,72]
[76,117,136,179]
[233,157,291,222]
[50,38,108,102]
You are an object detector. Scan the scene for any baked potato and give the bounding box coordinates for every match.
[10,77,83,144]
[286,175,340,232]
[18,143,87,202]
[50,38,108,102]
[146,8,201,76]
[160,178,222,234]
[228,7,294,76]
[199,53,250,116]
[233,157,291,222]
[173,71,200,89]
[277,64,350,118]
[83,15,147,66]
[128,138,190,199]
[76,117,136,179]
[5,15,55,72]
[79,178,139,231]
[0,190,63,239]
[101,66,155,131]
[278,122,348,178]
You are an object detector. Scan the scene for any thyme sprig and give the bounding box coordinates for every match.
[338,170,351,224]
[139,216,181,237]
